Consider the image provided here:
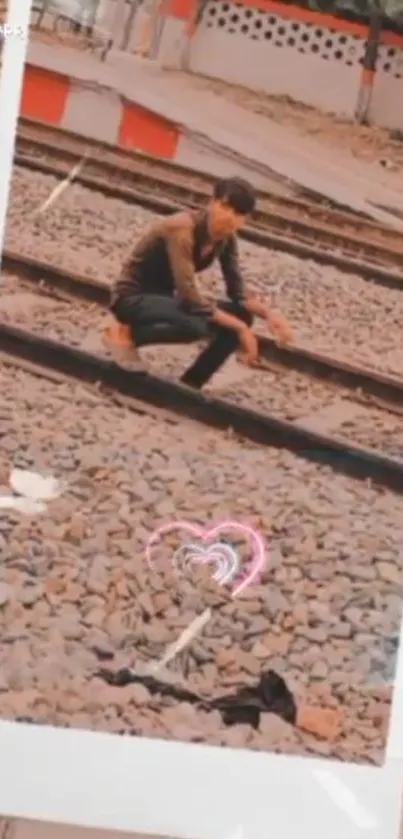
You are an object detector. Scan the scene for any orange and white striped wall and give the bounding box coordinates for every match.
[18,60,282,189]
[19,64,180,158]
[155,0,403,131]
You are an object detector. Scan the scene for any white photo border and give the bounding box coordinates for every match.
[0,1,403,837]
[0,0,30,253]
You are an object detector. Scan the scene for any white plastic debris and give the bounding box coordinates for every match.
[9,469,63,501]
[37,154,89,215]
[0,496,47,514]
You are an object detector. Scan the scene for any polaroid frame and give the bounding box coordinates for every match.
[0,1,403,837]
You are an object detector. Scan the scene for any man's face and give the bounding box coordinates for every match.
[209,200,247,237]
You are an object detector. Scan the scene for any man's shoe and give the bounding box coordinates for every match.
[102,321,142,365]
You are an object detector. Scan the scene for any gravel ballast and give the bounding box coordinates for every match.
[0,359,401,765]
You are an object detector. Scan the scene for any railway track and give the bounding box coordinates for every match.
[4,250,403,410]
[2,256,403,494]
[15,118,403,288]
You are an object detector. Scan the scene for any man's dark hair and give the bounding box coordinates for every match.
[213,176,256,215]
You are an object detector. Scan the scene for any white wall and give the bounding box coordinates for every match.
[190,31,361,117]
[159,0,403,131]
[187,1,364,118]
[61,82,123,142]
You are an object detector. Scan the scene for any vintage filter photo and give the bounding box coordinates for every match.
[0,0,403,775]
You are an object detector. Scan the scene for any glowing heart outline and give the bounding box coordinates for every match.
[146,520,266,597]
[171,541,240,585]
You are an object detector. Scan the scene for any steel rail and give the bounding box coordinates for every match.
[1,322,403,493]
[5,249,403,409]
[17,116,368,216]
[18,115,402,246]
[16,136,373,238]
[15,118,403,284]
[15,150,403,292]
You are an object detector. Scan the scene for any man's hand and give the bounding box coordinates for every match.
[243,297,293,345]
[266,309,293,345]
[237,324,259,366]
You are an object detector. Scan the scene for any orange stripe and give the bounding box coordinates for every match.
[159,0,403,46]
[156,0,194,18]
[250,0,403,45]
[379,29,403,47]
[19,65,69,124]
[169,0,195,18]
[254,0,403,43]
[360,67,375,86]
[118,101,179,158]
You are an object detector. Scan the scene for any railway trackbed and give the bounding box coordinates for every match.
[1,321,403,493]
[15,117,403,288]
[4,249,403,411]
[2,254,403,494]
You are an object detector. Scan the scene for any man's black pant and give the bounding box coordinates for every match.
[110,294,254,389]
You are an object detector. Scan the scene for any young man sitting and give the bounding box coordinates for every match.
[104,176,292,389]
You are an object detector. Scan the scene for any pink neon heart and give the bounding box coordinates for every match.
[172,541,238,586]
[146,520,267,597]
